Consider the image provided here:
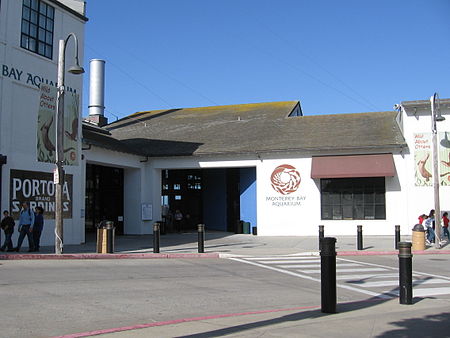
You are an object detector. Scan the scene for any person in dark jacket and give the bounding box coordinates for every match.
[32,206,44,252]
[0,210,15,251]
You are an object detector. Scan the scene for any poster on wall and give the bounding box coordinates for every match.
[9,169,73,219]
[36,84,79,166]
[266,164,306,207]
[414,132,450,186]
[141,203,153,221]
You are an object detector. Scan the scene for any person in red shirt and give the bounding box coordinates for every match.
[418,214,427,225]
[442,212,449,241]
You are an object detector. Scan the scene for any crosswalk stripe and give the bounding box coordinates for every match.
[245,256,318,261]
[260,260,321,264]
[230,257,392,299]
[336,273,400,280]
[388,287,450,297]
[277,263,360,269]
[299,267,388,274]
[352,278,449,288]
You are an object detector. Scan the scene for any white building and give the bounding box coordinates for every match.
[0,0,87,247]
[1,1,449,249]
[82,98,450,239]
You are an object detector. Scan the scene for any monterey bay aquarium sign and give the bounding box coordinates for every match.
[10,169,73,219]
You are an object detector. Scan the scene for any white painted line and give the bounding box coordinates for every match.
[245,256,321,261]
[230,257,391,299]
[389,287,450,297]
[336,273,400,280]
[300,267,388,274]
[261,260,321,264]
[355,279,449,288]
[277,263,360,269]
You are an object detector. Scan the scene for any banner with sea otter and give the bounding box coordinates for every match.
[414,132,450,186]
[36,85,79,165]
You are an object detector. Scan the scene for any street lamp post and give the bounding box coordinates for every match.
[55,33,84,254]
[431,93,444,249]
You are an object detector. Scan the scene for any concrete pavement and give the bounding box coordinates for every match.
[53,297,450,338]
[1,231,449,260]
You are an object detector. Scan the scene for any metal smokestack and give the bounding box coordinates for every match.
[89,59,105,116]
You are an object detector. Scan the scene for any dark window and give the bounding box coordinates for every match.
[21,0,54,59]
[320,177,386,220]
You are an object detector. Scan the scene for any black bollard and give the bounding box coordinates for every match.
[321,237,337,313]
[198,224,205,253]
[153,222,160,253]
[319,225,324,251]
[398,242,413,305]
[395,225,401,250]
[357,225,363,250]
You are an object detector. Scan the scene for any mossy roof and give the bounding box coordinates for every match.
[84,101,407,157]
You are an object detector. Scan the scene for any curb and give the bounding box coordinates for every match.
[0,252,220,260]
[337,249,450,256]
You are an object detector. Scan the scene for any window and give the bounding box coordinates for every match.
[320,177,386,220]
[21,0,54,59]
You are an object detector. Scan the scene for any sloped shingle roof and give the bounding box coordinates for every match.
[85,101,407,157]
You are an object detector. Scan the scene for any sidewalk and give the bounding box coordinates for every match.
[52,297,450,338]
[1,231,449,259]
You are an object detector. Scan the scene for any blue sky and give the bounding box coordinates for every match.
[82,0,450,120]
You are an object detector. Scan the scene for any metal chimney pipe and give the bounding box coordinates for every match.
[88,59,105,116]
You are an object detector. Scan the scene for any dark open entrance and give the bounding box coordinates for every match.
[161,168,256,233]
[85,164,124,235]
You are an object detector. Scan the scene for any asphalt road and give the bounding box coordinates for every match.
[0,255,449,337]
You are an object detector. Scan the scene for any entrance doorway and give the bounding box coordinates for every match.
[162,169,203,232]
[85,164,124,234]
[161,168,256,233]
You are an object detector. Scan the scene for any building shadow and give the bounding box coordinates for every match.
[376,312,450,337]
[176,264,443,337]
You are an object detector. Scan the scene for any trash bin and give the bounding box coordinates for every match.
[96,221,115,253]
[243,222,250,234]
[411,224,425,251]
[236,220,243,234]
[252,226,257,235]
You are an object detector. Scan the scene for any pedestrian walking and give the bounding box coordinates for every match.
[174,209,183,233]
[443,212,450,241]
[32,206,44,252]
[14,202,35,252]
[424,209,436,245]
[0,210,15,251]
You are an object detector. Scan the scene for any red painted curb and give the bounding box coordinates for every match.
[50,304,321,338]
[0,252,219,260]
[337,249,450,256]
[50,298,387,338]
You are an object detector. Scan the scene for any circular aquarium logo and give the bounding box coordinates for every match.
[270,164,301,195]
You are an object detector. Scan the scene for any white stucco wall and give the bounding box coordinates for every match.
[401,104,450,228]
[0,0,86,246]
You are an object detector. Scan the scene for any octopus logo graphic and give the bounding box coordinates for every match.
[270,164,301,195]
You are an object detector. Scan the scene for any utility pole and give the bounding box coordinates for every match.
[54,33,84,254]
[431,93,444,249]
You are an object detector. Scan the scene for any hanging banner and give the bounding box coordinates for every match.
[9,169,73,219]
[414,132,450,187]
[439,132,450,186]
[414,133,432,187]
[37,85,79,165]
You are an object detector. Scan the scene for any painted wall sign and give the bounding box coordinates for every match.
[1,63,78,93]
[266,164,306,207]
[9,169,73,219]
[270,164,301,195]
